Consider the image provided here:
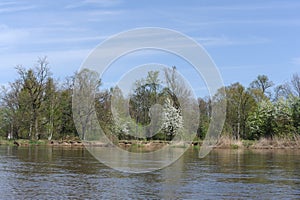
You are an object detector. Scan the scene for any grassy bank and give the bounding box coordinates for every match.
[0,138,83,146]
[1,136,299,150]
[213,136,300,149]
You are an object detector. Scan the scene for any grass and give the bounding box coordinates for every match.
[1,135,299,149]
[242,140,255,148]
[251,136,300,149]
[215,136,243,149]
[230,144,239,149]
[0,139,50,146]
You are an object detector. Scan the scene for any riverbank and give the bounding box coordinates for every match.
[214,136,300,149]
[0,136,299,149]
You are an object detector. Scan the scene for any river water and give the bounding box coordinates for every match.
[0,146,299,199]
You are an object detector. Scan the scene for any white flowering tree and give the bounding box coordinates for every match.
[161,98,183,140]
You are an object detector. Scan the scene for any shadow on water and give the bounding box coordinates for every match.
[0,146,299,199]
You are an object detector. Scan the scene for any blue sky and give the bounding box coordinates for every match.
[0,0,300,97]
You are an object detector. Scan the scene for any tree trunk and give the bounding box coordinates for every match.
[35,116,39,140]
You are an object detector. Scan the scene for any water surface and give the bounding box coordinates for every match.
[0,146,299,199]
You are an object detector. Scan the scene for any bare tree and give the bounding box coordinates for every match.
[72,68,101,140]
[250,75,274,97]
[291,73,300,97]
[274,83,290,100]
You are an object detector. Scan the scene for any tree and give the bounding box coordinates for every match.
[58,80,77,139]
[291,73,300,97]
[129,71,162,127]
[250,75,274,98]
[273,73,300,101]
[161,98,183,140]
[96,89,113,129]
[247,98,295,139]
[197,97,211,139]
[163,66,198,140]
[164,66,191,109]
[291,97,300,135]
[16,57,51,139]
[72,68,101,140]
[274,83,292,101]
[247,100,275,139]
[220,83,256,140]
[42,78,60,140]
[1,81,23,139]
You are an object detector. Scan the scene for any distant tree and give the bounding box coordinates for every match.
[274,83,292,101]
[291,97,300,135]
[42,78,60,140]
[1,81,23,139]
[250,75,274,98]
[72,68,101,140]
[197,97,211,139]
[222,83,256,140]
[16,57,51,139]
[129,71,162,127]
[161,98,183,140]
[291,73,300,97]
[163,66,197,140]
[247,100,275,139]
[99,87,124,139]
[273,98,294,137]
[58,80,77,138]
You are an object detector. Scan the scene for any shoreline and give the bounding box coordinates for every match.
[0,138,299,150]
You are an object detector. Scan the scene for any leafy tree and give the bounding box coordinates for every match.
[95,88,124,141]
[129,71,162,127]
[58,85,77,139]
[215,83,256,140]
[247,98,295,139]
[42,78,61,140]
[273,98,294,136]
[16,57,51,139]
[247,100,275,139]
[197,97,211,139]
[291,97,300,135]
[161,98,183,140]
[1,81,23,139]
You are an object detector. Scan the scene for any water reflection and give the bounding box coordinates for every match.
[0,146,299,199]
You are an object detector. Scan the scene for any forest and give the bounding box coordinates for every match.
[0,57,299,143]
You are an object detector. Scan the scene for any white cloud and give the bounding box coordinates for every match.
[0,1,17,7]
[65,0,123,9]
[291,57,300,65]
[0,25,30,48]
[178,19,300,28]
[176,1,300,11]
[0,4,35,13]
[29,35,108,45]
[195,35,270,47]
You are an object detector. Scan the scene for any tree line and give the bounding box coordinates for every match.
[0,58,299,141]
[198,74,300,140]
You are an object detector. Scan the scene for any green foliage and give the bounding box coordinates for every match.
[247,100,275,139]
[247,98,296,139]
[291,97,300,135]
[0,59,299,143]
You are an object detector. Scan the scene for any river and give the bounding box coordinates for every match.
[0,146,299,199]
